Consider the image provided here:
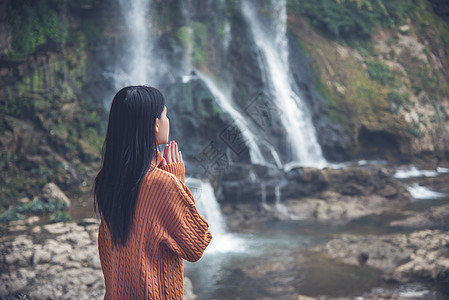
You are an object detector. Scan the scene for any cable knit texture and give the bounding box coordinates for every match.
[98,150,212,299]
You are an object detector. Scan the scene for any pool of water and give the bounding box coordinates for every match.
[185,220,388,299]
[185,212,449,299]
[185,172,449,300]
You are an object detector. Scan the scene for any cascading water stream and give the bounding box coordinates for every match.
[195,72,267,165]
[186,178,245,253]
[114,0,154,87]
[242,0,326,167]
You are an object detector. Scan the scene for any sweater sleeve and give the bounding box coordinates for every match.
[158,162,185,182]
[159,176,212,262]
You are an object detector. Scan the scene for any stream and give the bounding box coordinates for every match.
[184,164,449,300]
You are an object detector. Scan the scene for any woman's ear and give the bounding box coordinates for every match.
[154,118,160,133]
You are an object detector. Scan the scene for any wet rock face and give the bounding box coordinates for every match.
[218,162,411,226]
[0,220,197,299]
[160,77,233,170]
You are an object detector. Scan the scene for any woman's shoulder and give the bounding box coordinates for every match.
[138,165,194,211]
[141,165,182,190]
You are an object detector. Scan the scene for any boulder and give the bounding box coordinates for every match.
[390,203,449,229]
[41,182,71,207]
[315,230,449,283]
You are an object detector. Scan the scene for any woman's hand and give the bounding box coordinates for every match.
[160,140,183,166]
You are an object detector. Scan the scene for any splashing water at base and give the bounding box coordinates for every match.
[186,177,245,254]
[393,165,439,178]
[406,183,446,200]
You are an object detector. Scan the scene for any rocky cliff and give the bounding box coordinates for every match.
[287,0,449,163]
[1,0,449,216]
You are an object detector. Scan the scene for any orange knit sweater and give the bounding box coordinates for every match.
[98,150,212,299]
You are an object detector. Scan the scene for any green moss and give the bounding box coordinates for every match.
[50,211,73,223]
[388,90,410,113]
[317,79,345,123]
[55,123,69,140]
[287,0,415,43]
[0,209,24,223]
[411,120,421,137]
[353,78,379,117]
[64,83,75,99]
[32,69,43,91]
[6,0,64,58]
[85,127,103,150]
[431,98,442,124]
[192,22,208,66]
[388,90,410,106]
[176,21,209,67]
[19,75,31,97]
[16,198,68,214]
[1,95,33,117]
[366,60,392,85]
[176,26,193,48]
[30,166,52,178]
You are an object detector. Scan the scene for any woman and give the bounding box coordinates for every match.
[93,86,212,299]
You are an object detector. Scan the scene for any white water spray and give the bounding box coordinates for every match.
[261,182,270,210]
[393,165,439,179]
[114,0,156,87]
[186,178,245,253]
[242,0,326,167]
[406,183,446,200]
[195,72,266,165]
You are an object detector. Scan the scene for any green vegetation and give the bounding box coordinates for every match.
[50,211,73,223]
[15,199,68,214]
[0,198,71,223]
[176,26,194,49]
[1,95,33,117]
[287,0,415,42]
[0,209,24,223]
[366,60,392,85]
[176,21,209,67]
[6,0,65,58]
[388,91,410,106]
[191,22,208,66]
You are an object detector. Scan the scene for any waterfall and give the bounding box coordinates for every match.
[195,72,267,165]
[261,182,270,210]
[406,183,446,200]
[186,178,244,253]
[112,0,161,88]
[242,0,326,167]
[274,183,288,215]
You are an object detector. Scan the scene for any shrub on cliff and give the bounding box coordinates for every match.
[287,0,415,42]
[6,0,64,58]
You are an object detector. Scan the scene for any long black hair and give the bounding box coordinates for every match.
[94,86,165,247]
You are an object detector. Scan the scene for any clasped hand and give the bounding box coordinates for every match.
[160,140,183,166]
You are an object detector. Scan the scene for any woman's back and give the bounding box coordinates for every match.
[98,150,211,299]
[94,86,211,299]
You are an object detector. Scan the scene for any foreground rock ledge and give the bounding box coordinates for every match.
[313,229,449,284]
[0,220,197,300]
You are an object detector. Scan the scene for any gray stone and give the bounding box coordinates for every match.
[32,245,51,264]
[42,182,71,207]
[316,229,449,283]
